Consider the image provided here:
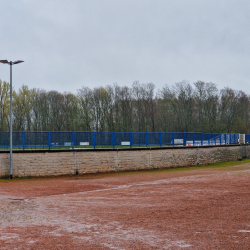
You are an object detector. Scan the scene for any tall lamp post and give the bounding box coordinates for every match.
[0,60,24,179]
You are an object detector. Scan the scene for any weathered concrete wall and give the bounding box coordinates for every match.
[0,144,249,178]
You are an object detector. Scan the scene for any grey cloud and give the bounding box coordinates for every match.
[0,0,250,93]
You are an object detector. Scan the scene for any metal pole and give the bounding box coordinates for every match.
[10,62,13,179]
[0,59,24,179]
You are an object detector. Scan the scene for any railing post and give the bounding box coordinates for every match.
[201,133,203,146]
[71,132,75,149]
[93,132,96,149]
[183,132,186,146]
[214,134,216,145]
[22,131,26,150]
[208,133,210,145]
[146,132,148,147]
[193,133,195,146]
[48,132,51,150]
[220,133,221,145]
[112,132,115,148]
[230,134,232,144]
[172,132,175,147]
[159,132,162,147]
[225,134,226,144]
[130,132,133,148]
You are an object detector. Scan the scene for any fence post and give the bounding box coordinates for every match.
[93,132,96,149]
[220,133,221,145]
[22,131,26,150]
[193,133,195,146]
[112,132,115,148]
[146,132,148,147]
[130,132,133,148]
[48,132,51,150]
[214,134,216,145]
[225,134,226,144]
[230,134,232,144]
[183,132,186,146]
[172,133,175,147]
[159,132,162,147]
[201,133,203,146]
[71,132,75,149]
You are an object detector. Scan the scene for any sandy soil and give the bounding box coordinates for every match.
[0,163,250,249]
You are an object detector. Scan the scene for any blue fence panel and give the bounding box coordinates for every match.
[223,133,226,144]
[193,133,202,146]
[220,133,226,144]
[172,132,184,146]
[230,133,234,144]
[226,133,230,144]
[0,131,9,147]
[115,132,130,147]
[133,132,146,146]
[227,133,230,144]
[234,133,239,144]
[209,133,216,145]
[0,131,245,149]
[148,132,160,146]
[185,132,193,146]
[74,132,93,147]
[51,132,72,147]
[225,133,230,144]
[13,132,22,147]
[95,132,112,146]
[202,133,210,146]
[214,133,221,145]
[246,134,250,143]
[161,132,172,146]
[230,133,233,143]
[25,131,49,149]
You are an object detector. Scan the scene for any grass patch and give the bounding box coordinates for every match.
[86,159,250,178]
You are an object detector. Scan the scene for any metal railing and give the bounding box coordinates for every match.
[0,131,245,150]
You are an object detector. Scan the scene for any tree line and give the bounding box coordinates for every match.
[0,79,249,133]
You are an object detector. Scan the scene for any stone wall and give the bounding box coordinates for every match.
[0,144,249,178]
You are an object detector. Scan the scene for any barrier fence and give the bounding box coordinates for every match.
[0,131,247,150]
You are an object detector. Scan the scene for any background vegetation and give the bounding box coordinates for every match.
[0,79,249,133]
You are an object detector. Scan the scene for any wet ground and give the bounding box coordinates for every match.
[0,161,250,249]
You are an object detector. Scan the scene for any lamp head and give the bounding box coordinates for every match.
[0,60,24,65]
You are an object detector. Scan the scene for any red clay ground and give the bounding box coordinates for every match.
[1,161,250,249]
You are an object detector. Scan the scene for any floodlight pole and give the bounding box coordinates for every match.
[0,60,24,179]
[10,62,13,179]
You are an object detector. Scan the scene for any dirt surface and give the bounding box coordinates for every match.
[1,162,250,249]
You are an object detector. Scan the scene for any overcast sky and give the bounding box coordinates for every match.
[1,0,250,94]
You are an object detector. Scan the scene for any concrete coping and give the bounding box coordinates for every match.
[0,143,244,154]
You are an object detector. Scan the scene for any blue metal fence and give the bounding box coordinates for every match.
[0,131,245,150]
